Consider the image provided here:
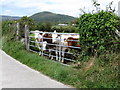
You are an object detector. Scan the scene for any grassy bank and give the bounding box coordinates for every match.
[2,39,119,88]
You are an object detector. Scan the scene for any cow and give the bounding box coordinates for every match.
[52,33,80,63]
[62,34,80,63]
[67,37,80,48]
[65,37,81,62]
[34,30,57,58]
[42,32,56,59]
[33,30,47,55]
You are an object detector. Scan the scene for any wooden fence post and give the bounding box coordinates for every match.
[16,23,20,40]
[25,25,29,51]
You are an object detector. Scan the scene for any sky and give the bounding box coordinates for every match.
[0,0,120,17]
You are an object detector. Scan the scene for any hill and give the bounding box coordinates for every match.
[1,12,76,23]
[1,15,21,21]
[30,11,76,23]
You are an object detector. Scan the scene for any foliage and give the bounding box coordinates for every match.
[77,2,120,56]
[116,17,120,31]
[2,20,17,43]
[34,22,77,33]
[2,20,16,35]
[18,16,35,26]
[35,22,52,32]
[51,25,77,33]
[18,16,36,38]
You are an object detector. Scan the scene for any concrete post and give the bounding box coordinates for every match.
[25,25,29,51]
[16,23,20,40]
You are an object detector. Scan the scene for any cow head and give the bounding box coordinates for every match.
[52,30,58,43]
[67,37,80,47]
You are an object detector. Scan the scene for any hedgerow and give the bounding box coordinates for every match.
[77,2,120,57]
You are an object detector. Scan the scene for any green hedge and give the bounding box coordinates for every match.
[77,11,120,55]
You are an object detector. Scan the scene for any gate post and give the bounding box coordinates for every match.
[25,25,29,51]
[41,32,44,56]
[16,23,20,40]
[59,35,62,62]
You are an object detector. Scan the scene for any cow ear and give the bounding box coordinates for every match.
[64,38,67,42]
[54,30,56,33]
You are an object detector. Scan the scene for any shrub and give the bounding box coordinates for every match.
[77,10,120,55]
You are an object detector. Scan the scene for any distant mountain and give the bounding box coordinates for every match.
[30,11,76,23]
[1,12,76,23]
[0,15,21,21]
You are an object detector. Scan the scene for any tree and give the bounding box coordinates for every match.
[36,22,52,32]
[2,20,17,41]
[18,16,35,38]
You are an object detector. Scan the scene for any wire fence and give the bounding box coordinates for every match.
[28,31,80,64]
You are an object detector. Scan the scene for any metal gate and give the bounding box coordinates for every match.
[28,31,80,64]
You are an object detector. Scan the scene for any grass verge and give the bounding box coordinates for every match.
[2,40,119,88]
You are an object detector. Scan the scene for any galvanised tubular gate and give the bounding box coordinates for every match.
[28,31,80,63]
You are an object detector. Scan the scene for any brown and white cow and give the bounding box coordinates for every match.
[53,33,80,63]
[33,30,47,55]
[34,30,57,58]
[43,33,56,59]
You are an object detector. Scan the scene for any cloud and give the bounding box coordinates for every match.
[1,0,120,17]
[2,10,12,15]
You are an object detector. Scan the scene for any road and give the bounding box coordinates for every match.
[1,50,73,88]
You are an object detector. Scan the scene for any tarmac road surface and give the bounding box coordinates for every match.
[1,50,73,88]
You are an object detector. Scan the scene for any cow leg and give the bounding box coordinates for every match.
[48,49,51,58]
[58,46,61,62]
[40,43,43,56]
[38,46,42,56]
[38,45,42,56]
[56,46,58,61]
[39,50,41,55]
[51,50,54,60]
[61,48,66,63]
[36,40,42,56]
[51,52,53,60]
[36,39,39,49]
[51,47,55,60]
[49,49,53,60]
[55,45,58,61]
[59,46,62,62]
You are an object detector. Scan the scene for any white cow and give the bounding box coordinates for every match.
[33,30,47,55]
